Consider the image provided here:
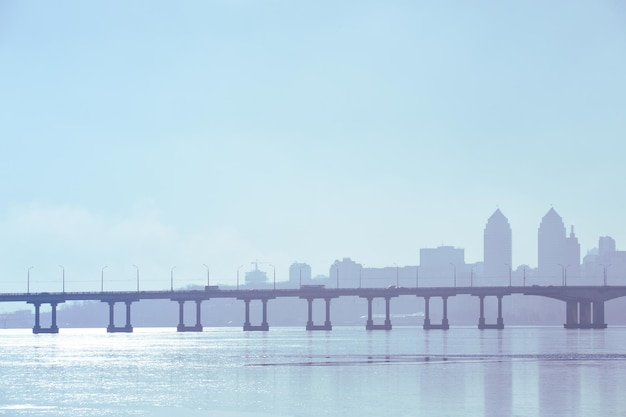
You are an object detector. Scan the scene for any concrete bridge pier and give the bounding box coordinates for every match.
[32,302,60,334]
[105,301,133,333]
[177,300,203,332]
[477,295,504,330]
[364,297,392,330]
[423,296,450,330]
[593,301,607,329]
[564,300,607,329]
[305,298,332,330]
[242,299,269,331]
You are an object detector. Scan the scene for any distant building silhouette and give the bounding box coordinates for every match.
[361,266,418,288]
[537,208,580,282]
[289,262,311,287]
[420,246,465,282]
[582,236,626,284]
[483,209,512,282]
[329,258,362,288]
[245,263,268,287]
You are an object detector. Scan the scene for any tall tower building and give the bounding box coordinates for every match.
[537,208,567,281]
[483,209,512,280]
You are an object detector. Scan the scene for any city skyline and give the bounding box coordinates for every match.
[0,207,623,295]
[1,1,625,302]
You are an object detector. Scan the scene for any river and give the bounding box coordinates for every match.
[0,326,624,416]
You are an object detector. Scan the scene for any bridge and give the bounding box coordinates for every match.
[1,284,625,334]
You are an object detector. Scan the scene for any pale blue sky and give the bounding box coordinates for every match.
[1,1,625,294]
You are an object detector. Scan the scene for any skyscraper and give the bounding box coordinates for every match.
[483,209,512,281]
[537,208,579,282]
[538,208,565,280]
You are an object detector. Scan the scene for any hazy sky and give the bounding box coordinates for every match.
[1,1,625,295]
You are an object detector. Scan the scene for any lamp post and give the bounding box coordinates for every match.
[27,266,34,294]
[132,265,139,292]
[203,264,210,287]
[416,266,419,288]
[237,264,243,290]
[393,263,399,287]
[59,265,65,293]
[359,264,363,288]
[470,266,474,287]
[523,266,527,287]
[600,264,611,286]
[299,265,304,287]
[450,263,456,287]
[170,266,176,292]
[101,266,107,292]
[558,264,569,286]
[336,266,339,289]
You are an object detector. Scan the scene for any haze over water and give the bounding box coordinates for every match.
[1,326,624,416]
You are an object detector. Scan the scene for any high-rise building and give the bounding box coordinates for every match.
[483,209,512,281]
[289,262,311,286]
[599,236,616,259]
[329,258,362,288]
[419,246,465,282]
[538,208,566,279]
[537,208,580,282]
[565,226,581,279]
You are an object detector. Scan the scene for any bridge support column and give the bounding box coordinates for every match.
[423,296,449,330]
[579,301,591,328]
[106,301,133,333]
[564,300,607,329]
[564,301,579,329]
[324,298,332,329]
[305,298,332,330]
[306,298,314,329]
[242,299,269,331]
[243,299,251,330]
[422,297,431,329]
[261,299,269,330]
[384,297,392,329]
[478,296,486,329]
[365,297,392,330]
[33,303,41,333]
[125,301,133,332]
[592,301,607,329]
[32,302,60,334]
[176,300,203,332]
[496,295,504,329]
[196,300,203,330]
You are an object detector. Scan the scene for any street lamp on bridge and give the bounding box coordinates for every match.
[203,264,210,287]
[237,264,244,290]
[59,265,65,293]
[132,265,139,292]
[359,264,364,288]
[393,263,399,287]
[600,264,611,286]
[27,266,34,294]
[170,266,176,292]
[558,264,569,287]
[101,266,108,292]
[415,266,419,288]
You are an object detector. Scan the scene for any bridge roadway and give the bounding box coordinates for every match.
[2,285,625,334]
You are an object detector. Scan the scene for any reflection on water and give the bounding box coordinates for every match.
[0,327,625,416]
